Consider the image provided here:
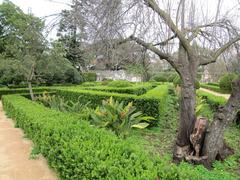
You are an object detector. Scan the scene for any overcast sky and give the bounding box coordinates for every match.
[0,0,239,39]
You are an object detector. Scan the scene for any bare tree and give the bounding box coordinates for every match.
[110,0,240,166]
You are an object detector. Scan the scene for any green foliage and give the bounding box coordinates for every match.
[2,95,238,179]
[219,73,238,92]
[197,90,227,111]
[196,96,214,120]
[150,72,178,82]
[0,87,53,99]
[173,75,181,86]
[83,83,155,95]
[200,84,228,93]
[207,82,219,86]
[55,88,160,119]
[83,72,97,82]
[107,80,132,87]
[91,97,155,137]
[151,73,168,82]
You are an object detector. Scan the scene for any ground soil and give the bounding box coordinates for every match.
[0,102,57,180]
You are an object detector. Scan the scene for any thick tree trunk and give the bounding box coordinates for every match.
[203,77,240,166]
[174,81,196,160]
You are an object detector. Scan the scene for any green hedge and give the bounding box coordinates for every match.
[56,88,160,118]
[197,90,227,110]
[83,72,97,82]
[0,87,52,99]
[200,84,229,94]
[140,85,169,117]
[82,84,156,95]
[2,95,237,179]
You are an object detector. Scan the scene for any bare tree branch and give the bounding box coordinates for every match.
[153,34,177,46]
[200,35,240,65]
[144,0,192,53]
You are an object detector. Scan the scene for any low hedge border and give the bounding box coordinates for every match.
[0,87,53,99]
[200,84,230,94]
[81,84,156,95]
[2,95,237,179]
[140,85,170,118]
[197,90,227,111]
[56,88,160,118]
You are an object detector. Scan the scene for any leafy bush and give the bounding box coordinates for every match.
[219,73,238,92]
[140,85,169,118]
[0,87,53,99]
[36,92,91,117]
[83,84,155,95]
[83,72,97,82]
[151,73,168,82]
[107,80,132,87]
[2,95,237,179]
[150,72,178,82]
[91,97,155,137]
[55,88,160,118]
[200,84,228,94]
[207,82,219,86]
[197,90,227,111]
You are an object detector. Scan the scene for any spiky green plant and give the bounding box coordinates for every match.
[91,97,155,138]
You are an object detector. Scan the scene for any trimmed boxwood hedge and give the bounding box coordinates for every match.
[56,88,160,118]
[82,84,156,95]
[0,87,52,99]
[200,84,229,94]
[2,95,237,179]
[197,90,227,110]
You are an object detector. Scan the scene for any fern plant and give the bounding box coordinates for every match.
[91,97,155,138]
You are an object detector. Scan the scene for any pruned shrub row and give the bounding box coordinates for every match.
[2,95,203,179]
[82,84,156,95]
[197,90,227,111]
[0,87,52,99]
[56,88,160,118]
[200,84,229,94]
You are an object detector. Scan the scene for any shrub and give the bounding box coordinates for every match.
[219,73,238,92]
[91,97,155,137]
[151,73,168,82]
[0,87,53,99]
[55,88,160,118]
[83,84,155,95]
[140,85,170,122]
[107,80,132,88]
[2,95,237,179]
[197,90,227,111]
[200,84,228,94]
[83,72,97,82]
[36,92,91,116]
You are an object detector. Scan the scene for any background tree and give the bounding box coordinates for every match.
[103,0,240,165]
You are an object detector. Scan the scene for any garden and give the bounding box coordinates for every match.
[0,0,240,179]
[0,78,239,179]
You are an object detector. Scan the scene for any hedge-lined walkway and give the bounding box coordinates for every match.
[200,88,230,99]
[0,101,56,180]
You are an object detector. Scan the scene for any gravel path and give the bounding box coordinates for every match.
[200,88,230,100]
[0,102,57,180]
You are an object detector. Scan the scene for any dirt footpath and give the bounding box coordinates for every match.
[200,88,230,99]
[0,102,57,180]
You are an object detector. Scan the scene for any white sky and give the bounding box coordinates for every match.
[0,0,239,40]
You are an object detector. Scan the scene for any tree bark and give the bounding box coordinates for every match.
[203,77,240,166]
[174,44,197,160]
[28,81,35,101]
